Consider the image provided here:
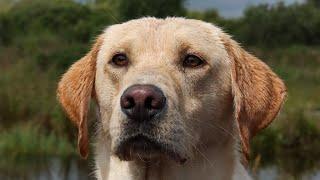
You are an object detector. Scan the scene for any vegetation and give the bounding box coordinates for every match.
[249,46,320,176]
[0,0,319,177]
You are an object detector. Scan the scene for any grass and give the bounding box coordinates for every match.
[0,55,77,163]
[0,123,75,159]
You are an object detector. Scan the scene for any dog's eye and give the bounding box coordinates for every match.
[183,54,204,68]
[111,53,129,67]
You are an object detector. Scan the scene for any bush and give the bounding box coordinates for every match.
[233,3,320,46]
[116,0,186,21]
[0,0,115,69]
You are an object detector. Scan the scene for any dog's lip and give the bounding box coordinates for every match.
[114,134,187,164]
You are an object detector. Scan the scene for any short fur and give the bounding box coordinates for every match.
[57,17,286,180]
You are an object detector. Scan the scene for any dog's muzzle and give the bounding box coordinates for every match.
[114,84,187,164]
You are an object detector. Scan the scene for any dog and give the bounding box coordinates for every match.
[57,17,286,180]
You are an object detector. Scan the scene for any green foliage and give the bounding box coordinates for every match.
[249,46,320,176]
[307,0,320,8]
[0,123,75,158]
[186,9,220,22]
[187,2,320,47]
[252,110,320,176]
[0,0,114,68]
[232,3,320,46]
[116,0,186,21]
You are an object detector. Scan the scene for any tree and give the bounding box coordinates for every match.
[307,0,320,8]
[115,0,186,21]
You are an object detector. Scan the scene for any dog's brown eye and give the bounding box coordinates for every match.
[111,53,128,67]
[183,54,204,68]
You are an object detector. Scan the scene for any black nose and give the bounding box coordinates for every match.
[120,84,166,121]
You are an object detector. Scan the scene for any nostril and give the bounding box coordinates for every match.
[121,96,135,109]
[150,96,166,110]
[144,95,166,110]
[145,96,153,109]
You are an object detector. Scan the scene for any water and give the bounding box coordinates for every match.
[0,157,319,180]
[254,166,320,180]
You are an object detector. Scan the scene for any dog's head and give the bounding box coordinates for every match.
[57,18,286,164]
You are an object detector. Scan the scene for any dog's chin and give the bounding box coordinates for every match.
[114,135,187,164]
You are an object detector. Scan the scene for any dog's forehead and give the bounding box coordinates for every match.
[102,18,225,52]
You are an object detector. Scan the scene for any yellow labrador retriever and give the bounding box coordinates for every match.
[57,17,286,180]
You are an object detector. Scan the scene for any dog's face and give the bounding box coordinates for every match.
[95,18,233,163]
[57,18,286,164]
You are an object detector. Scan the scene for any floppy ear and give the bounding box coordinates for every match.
[222,35,286,164]
[57,36,103,159]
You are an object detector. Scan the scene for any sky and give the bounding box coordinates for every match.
[186,0,304,17]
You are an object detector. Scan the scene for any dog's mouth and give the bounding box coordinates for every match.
[114,135,187,164]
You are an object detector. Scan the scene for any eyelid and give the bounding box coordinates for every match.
[109,52,126,63]
[184,52,208,66]
[111,52,126,58]
[185,51,205,60]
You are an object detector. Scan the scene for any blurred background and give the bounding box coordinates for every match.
[0,0,319,179]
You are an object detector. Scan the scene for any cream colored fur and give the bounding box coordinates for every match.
[57,17,286,180]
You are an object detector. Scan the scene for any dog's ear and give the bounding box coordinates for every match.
[57,36,103,159]
[222,35,286,164]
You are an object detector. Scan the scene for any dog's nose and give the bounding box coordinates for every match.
[120,84,166,121]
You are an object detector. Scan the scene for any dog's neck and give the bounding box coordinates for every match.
[94,132,250,180]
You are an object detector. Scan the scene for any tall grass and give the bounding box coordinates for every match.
[0,57,76,160]
[0,123,75,159]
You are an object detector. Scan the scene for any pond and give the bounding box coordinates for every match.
[0,157,319,180]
